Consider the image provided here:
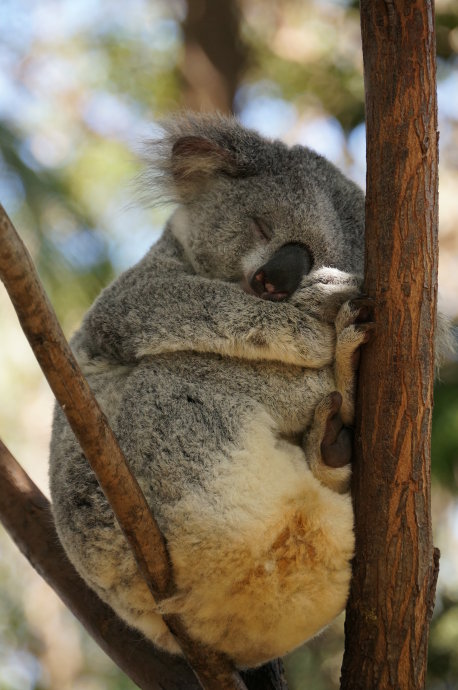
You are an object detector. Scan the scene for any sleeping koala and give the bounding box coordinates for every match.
[49,114,372,667]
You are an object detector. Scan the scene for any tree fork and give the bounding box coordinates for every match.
[0,439,201,690]
[341,2,439,689]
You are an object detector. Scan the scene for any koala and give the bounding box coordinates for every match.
[49,113,372,668]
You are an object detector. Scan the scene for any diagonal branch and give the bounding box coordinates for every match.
[0,203,254,690]
[0,204,172,599]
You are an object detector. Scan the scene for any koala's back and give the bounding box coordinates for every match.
[50,350,351,666]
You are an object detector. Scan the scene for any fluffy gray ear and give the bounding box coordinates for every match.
[141,113,259,204]
[170,135,240,198]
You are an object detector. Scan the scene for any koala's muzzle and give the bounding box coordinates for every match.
[250,243,312,301]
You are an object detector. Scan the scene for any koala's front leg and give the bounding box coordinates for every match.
[289,267,362,323]
[76,246,340,369]
[334,298,375,425]
[303,392,352,494]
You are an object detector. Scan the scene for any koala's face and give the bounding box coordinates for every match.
[149,116,365,300]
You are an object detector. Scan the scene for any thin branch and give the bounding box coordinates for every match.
[0,203,250,690]
[0,205,171,597]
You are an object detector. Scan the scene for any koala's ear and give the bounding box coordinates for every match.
[170,135,240,198]
[141,114,262,205]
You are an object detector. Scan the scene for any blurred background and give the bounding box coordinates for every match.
[0,1,457,688]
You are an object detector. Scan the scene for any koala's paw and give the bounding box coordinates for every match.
[320,392,353,468]
[335,297,376,366]
[291,269,362,323]
[304,392,352,493]
[334,297,375,425]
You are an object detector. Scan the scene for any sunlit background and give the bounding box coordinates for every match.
[1,1,457,688]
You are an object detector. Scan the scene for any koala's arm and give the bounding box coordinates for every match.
[73,232,358,370]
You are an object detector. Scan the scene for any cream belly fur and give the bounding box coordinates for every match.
[164,422,354,667]
[62,408,354,668]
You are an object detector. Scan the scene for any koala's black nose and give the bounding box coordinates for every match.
[250,243,312,301]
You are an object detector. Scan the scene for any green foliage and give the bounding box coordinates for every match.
[247,39,365,130]
[96,34,182,112]
[429,592,458,689]
[432,364,458,490]
[284,621,345,690]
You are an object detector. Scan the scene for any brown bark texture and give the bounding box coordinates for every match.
[341,2,439,689]
[182,0,248,113]
[0,204,289,689]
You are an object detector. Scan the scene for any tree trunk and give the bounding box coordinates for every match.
[341,2,439,689]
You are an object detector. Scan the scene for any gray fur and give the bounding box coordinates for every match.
[50,114,369,666]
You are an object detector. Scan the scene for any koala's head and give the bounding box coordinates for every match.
[143,114,365,301]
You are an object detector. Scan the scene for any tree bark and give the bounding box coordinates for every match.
[341,2,439,689]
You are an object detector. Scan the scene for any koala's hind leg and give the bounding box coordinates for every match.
[334,298,375,425]
[306,298,375,491]
[304,392,352,494]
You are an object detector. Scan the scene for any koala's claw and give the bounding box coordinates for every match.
[357,320,376,339]
[335,297,376,345]
[336,296,373,326]
[349,295,374,308]
[351,322,376,368]
[319,392,353,468]
[348,296,375,323]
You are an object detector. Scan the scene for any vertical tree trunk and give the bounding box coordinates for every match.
[341,2,439,689]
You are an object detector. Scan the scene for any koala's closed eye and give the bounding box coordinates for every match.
[251,217,272,243]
